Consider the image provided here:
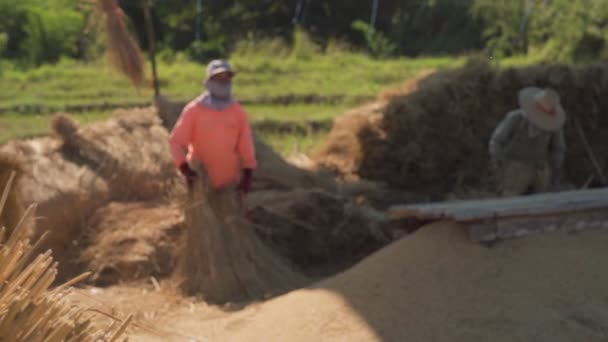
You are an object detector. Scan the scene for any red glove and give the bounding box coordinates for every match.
[238,168,253,193]
[179,162,197,189]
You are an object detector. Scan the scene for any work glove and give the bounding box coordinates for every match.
[238,168,253,194]
[179,162,197,189]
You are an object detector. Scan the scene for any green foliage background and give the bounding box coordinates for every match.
[0,0,606,67]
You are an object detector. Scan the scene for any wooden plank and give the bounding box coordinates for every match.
[466,209,608,242]
[387,188,608,221]
[395,188,608,216]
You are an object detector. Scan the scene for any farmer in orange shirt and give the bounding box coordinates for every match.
[169,59,256,194]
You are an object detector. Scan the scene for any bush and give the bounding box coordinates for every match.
[0,32,7,57]
[473,0,608,62]
[351,20,396,58]
[20,7,84,66]
[232,35,290,58]
[290,26,321,60]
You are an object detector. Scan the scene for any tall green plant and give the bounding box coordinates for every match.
[20,7,83,66]
[351,20,396,58]
[473,0,608,61]
[529,0,608,61]
[290,25,320,60]
[472,0,525,58]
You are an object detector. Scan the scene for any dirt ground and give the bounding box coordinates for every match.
[69,221,608,341]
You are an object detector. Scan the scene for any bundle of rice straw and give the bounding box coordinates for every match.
[178,163,307,304]
[0,153,26,240]
[0,172,132,341]
[98,0,145,87]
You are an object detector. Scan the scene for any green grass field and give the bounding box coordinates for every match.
[0,52,467,154]
[0,54,459,110]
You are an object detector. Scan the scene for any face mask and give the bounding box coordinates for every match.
[206,80,232,100]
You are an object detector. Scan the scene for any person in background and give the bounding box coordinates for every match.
[489,87,566,196]
[168,59,256,198]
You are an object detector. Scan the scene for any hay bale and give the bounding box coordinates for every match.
[177,163,307,304]
[315,57,608,195]
[51,109,178,201]
[0,176,130,341]
[79,201,183,286]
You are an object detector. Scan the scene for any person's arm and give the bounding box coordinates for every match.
[489,111,520,160]
[168,104,196,168]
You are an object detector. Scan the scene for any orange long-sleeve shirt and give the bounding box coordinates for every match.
[168,99,257,189]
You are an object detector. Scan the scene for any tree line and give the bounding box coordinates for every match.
[1,0,606,67]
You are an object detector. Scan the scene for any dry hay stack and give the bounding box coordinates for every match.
[0,137,109,280]
[178,163,307,304]
[312,102,386,179]
[248,189,391,272]
[51,109,177,201]
[0,175,130,341]
[222,222,608,341]
[0,153,28,239]
[153,94,185,131]
[315,57,608,194]
[78,201,183,286]
[377,69,437,101]
[253,134,337,191]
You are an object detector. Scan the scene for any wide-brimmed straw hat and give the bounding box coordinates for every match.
[204,59,235,82]
[518,87,566,131]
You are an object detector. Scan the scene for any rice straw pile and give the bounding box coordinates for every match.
[178,163,307,304]
[315,57,608,194]
[0,153,27,240]
[0,172,131,341]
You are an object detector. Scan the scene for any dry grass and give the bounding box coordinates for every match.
[98,0,145,87]
[177,162,307,304]
[376,69,437,101]
[0,153,28,239]
[248,188,391,273]
[51,110,177,201]
[311,102,387,179]
[79,201,183,286]
[1,135,110,281]
[0,172,131,341]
